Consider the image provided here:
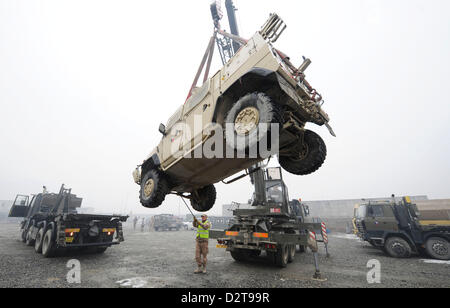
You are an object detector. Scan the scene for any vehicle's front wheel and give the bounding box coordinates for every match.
[384,237,412,258]
[34,228,45,253]
[190,185,216,212]
[425,237,450,260]
[279,130,327,176]
[25,229,35,247]
[42,229,55,258]
[139,169,170,209]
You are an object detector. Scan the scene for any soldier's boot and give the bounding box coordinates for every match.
[194,266,202,274]
[202,265,207,274]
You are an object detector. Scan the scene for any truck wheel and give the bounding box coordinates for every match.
[139,169,170,209]
[425,237,450,260]
[275,244,289,268]
[42,229,55,258]
[34,228,45,253]
[225,92,282,155]
[25,229,35,247]
[21,229,28,243]
[191,185,216,212]
[288,244,296,263]
[384,237,412,258]
[278,130,327,176]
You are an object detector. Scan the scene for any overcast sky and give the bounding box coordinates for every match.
[1,0,449,216]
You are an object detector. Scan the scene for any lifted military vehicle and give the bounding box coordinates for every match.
[8,185,128,257]
[133,6,334,212]
[210,166,326,268]
[355,197,450,260]
[151,214,185,232]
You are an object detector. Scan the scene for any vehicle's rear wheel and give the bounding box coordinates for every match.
[384,237,412,258]
[425,237,450,260]
[278,130,327,176]
[288,244,296,263]
[34,228,45,253]
[42,229,55,258]
[275,244,289,268]
[190,185,216,212]
[139,169,170,209]
[225,92,282,156]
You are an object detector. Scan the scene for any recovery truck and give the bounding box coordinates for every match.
[210,166,328,272]
[8,185,128,257]
[355,196,450,260]
[151,214,185,232]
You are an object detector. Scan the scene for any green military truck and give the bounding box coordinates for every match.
[355,197,450,260]
[9,185,128,257]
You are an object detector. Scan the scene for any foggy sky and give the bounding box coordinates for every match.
[1,0,449,216]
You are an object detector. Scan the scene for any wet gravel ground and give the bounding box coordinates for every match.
[0,222,448,288]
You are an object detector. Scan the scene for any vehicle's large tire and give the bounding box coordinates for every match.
[225,92,282,156]
[139,169,170,209]
[275,244,289,268]
[384,237,412,258]
[42,229,56,258]
[21,229,27,243]
[278,130,327,176]
[25,229,35,247]
[425,237,450,260]
[288,244,296,263]
[34,228,45,253]
[191,185,216,212]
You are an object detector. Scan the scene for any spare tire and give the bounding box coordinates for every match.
[191,185,216,212]
[279,130,327,176]
[140,169,170,209]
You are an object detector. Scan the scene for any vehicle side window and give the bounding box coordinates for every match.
[369,206,384,217]
[184,80,210,115]
[166,106,184,130]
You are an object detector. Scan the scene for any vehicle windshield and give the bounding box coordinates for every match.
[266,183,284,203]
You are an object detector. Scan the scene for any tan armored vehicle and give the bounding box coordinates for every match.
[133,13,334,212]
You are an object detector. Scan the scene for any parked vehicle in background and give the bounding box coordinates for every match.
[151,214,185,232]
[8,185,128,257]
[355,196,450,260]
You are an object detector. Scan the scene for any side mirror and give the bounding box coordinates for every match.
[159,123,166,136]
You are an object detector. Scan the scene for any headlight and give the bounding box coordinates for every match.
[132,168,141,184]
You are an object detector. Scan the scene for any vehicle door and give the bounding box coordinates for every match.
[160,106,186,169]
[8,195,30,217]
[365,205,398,232]
[182,79,214,156]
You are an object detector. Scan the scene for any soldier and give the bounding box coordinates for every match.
[141,218,145,232]
[133,216,139,230]
[193,214,211,274]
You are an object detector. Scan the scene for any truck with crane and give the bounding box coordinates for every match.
[132,0,334,213]
[8,185,128,257]
[210,165,328,271]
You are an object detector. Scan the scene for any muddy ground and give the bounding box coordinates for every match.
[0,222,448,288]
